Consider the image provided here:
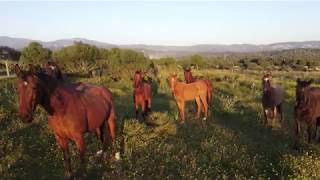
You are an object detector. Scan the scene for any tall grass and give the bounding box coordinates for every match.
[1,69,320,178]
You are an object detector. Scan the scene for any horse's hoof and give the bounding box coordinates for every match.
[115,152,121,161]
[64,171,72,180]
[96,149,103,156]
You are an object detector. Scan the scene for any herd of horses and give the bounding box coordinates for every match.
[9,63,319,178]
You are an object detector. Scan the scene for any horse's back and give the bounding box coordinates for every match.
[175,81,207,100]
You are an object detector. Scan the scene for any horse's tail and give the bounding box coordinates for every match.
[206,80,213,106]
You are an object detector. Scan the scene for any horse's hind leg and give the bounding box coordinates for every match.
[307,125,312,143]
[199,94,208,120]
[74,135,86,177]
[277,104,283,124]
[107,108,120,160]
[55,135,72,179]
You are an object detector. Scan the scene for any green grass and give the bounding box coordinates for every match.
[1,69,320,179]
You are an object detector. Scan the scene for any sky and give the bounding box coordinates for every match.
[0,1,319,46]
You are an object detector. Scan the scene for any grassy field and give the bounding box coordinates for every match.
[1,68,320,179]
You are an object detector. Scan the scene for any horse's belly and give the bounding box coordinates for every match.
[48,115,87,138]
[86,101,110,131]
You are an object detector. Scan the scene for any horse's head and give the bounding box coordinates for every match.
[183,67,192,83]
[168,73,178,90]
[296,78,313,104]
[13,64,44,123]
[134,70,142,87]
[43,62,64,81]
[262,73,272,91]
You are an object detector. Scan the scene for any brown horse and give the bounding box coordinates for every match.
[42,62,117,147]
[169,74,208,122]
[13,64,118,179]
[295,79,320,145]
[261,73,284,127]
[133,70,152,119]
[184,68,213,106]
[43,61,64,81]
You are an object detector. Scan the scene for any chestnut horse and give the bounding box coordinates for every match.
[13,64,118,179]
[133,70,152,119]
[295,79,320,145]
[169,74,208,122]
[261,73,284,126]
[42,62,117,146]
[184,68,213,106]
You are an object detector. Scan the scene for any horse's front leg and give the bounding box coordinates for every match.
[294,117,301,148]
[74,135,86,177]
[177,101,185,123]
[55,135,72,179]
[272,106,277,126]
[263,108,268,126]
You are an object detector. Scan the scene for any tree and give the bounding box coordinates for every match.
[190,54,204,69]
[19,42,51,66]
[53,42,100,72]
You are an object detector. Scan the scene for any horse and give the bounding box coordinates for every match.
[43,62,117,142]
[261,73,284,127]
[183,67,213,106]
[43,61,64,81]
[294,79,320,145]
[13,64,118,179]
[133,70,152,120]
[169,73,208,123]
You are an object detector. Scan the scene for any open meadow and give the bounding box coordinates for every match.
[1,67,320,179]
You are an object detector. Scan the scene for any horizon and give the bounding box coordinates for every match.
[2,35,320,47]
[1,2,320,46]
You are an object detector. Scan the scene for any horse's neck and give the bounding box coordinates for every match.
[38,75,67,115]
[134,80,143,88]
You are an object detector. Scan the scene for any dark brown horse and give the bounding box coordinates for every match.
[184,68,213,106]
[133,70,152,119]
[261,73,284,127]
[169,73,208,123]
[295,79,320,145]
[43,61,64,81]
[42,62,117,147]
[13,64,118,179]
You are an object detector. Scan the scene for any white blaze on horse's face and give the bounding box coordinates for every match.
[263,78,270,91]
[49,66,56,70]
[23,81,28,86]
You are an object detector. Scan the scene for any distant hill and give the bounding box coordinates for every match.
[1,36,320,58]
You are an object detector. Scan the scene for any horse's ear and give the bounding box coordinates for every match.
[12,64,23,77]
[172,72,177,77]
[28,64,36,75]
[297,78,301,83]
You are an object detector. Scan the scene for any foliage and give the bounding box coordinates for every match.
[19,42,51,66]
[4,51,320,178]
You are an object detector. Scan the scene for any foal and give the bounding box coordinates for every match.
[184,68,213,106]
[133,70,152,119]
[261,73,284,127]
[169,74,208,123]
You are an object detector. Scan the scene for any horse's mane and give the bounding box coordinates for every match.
[134,72,143,88]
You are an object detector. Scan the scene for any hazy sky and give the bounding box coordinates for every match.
[0,1,319,45]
